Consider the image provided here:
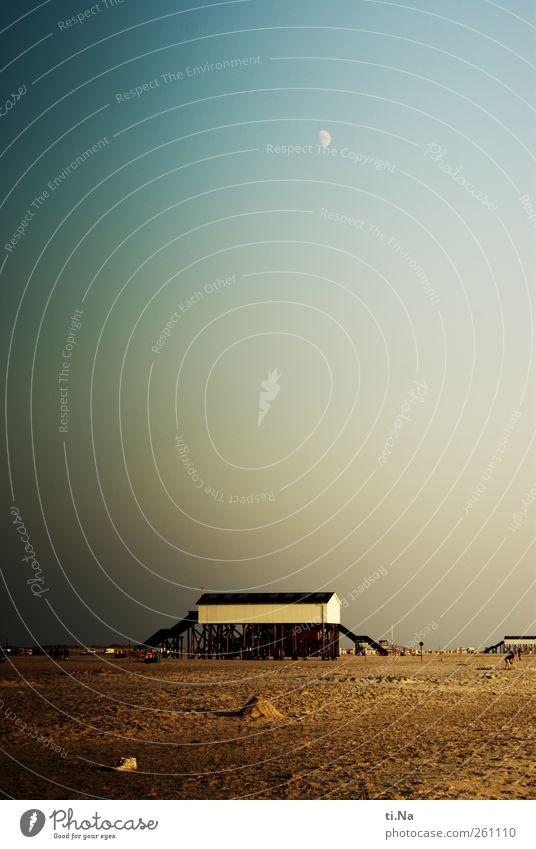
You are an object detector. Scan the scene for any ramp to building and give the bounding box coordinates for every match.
[145,610,198,647]
[483,640,505,653]
[338,624,388,655]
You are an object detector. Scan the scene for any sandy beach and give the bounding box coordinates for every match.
[0,654,534,800]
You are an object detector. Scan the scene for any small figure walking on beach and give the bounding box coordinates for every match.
[517,648,522,661]
[504,651,515,668]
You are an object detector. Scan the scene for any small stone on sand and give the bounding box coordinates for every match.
[113,756,137,771]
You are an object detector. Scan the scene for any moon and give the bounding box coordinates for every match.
[318,130,332,147]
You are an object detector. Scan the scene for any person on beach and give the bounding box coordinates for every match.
[504,651,515,668]
[517,648,522,661]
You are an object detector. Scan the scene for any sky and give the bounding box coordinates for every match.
[1,0,535,650]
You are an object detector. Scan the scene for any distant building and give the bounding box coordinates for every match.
[504,635,536,651]
[145,591,388,659]
[484,635,536,653]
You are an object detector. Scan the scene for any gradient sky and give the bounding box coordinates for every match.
[1,0,535,649]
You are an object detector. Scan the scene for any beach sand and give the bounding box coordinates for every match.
[0,654,534,800]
